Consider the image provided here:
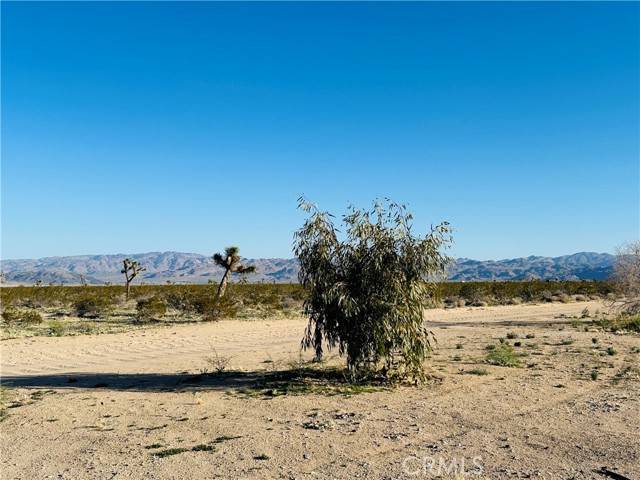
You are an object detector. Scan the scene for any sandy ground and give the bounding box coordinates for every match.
[1,301,638,479]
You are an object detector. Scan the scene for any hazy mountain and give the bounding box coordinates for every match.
[448,252,614,281]
[0,251,614,285]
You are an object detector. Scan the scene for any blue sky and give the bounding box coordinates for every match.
[2,2,638,260]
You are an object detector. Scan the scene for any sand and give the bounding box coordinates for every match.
[1,301,638,479]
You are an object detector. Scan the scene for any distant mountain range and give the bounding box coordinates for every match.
[0,251,614,285]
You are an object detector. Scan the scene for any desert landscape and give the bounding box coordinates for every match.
[3,2,638,479]
[1,299,638,479]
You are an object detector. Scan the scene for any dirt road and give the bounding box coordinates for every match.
[1,301,638,480]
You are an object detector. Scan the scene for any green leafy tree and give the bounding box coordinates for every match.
[294,198,452,381]
[121,258,146,300]
[213,246,256,298]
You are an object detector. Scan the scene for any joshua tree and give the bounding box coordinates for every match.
[213,246,256,298]
[121,258,146,300]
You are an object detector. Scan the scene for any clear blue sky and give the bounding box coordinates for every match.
[2,2,638,260]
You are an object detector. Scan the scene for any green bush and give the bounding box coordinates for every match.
[73,295,112,318]
[486,344,521,367]
[48,320,65,336]
[136,296,167,320]
[1,307,42,324]
[21,310,43,324]
[1,307,20,323]
[294,199,451,380]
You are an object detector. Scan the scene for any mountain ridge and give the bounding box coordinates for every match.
[0,251,615,285]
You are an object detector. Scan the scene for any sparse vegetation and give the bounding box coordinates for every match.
[486,343,522,367]
[74,294,112,318]
[136,296,167,321]
[1,307,42,324]
[595,314,640,333]
[204,348,232,374]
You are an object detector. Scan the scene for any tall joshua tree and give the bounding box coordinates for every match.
[122,258,146,300]
[213,246,256,298]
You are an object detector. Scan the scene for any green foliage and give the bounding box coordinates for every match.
[437,280,613,305]
[21,310,43,324]
[485,343,522,367]
[1,307,20,323]
[48,320,65,336]
[595,314,640,333]
[294,198,452,381]
[74,294,112,318]
[1,307,42,324]
[136,296,167,320]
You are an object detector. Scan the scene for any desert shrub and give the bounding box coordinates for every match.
[557,293,572,303]
[611,241,640,314]
[204,349,232,373]
[191,291,238,321]
[21,310,43,324]
[459,283,487,305]
[486,344,521,367]
[595,314,640,333]
[73,295,112,318]
[294,198,452,381]
[1,307,42,324]
[48,320,65,336]
[136,296,167,320]
[623,315,640,332]
[1,307,20,323]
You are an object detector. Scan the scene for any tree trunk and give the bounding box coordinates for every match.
[217,269,230,298]
[125,280,131,300]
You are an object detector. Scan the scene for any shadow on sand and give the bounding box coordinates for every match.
[1,371,260,392]
[1,367,383,396]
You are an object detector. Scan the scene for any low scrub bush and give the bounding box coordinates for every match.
[1,307,20,323]
[1,307,42,324]
[486,344,521,367]
[136,296,167,321]
[595,314,640,333]
[73,295,113,318]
